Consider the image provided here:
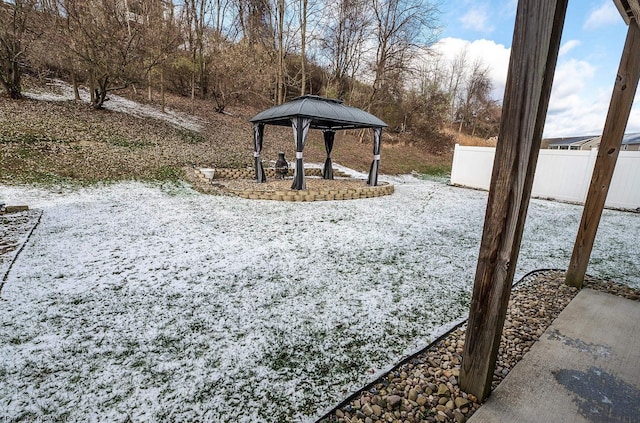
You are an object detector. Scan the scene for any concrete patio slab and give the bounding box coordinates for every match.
[469,288,640,423]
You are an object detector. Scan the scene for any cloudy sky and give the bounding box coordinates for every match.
[436,0,640,137]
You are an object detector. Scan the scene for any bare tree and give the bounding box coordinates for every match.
[137,0,180,107]
[321,0,371,99]
[446,48,468,121]
[275,0,284,103]
[0,0,39,99]
[208,0,241,111]
[181,0,209,110]
[60,0,145,109]
[368,0,440,112]
[235,0,272,44]
[456,60,492,134]
[296,0,324,96]
[299,0,307,95]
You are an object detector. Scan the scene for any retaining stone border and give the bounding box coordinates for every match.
[193,168,394,202]
[227,184,394,202]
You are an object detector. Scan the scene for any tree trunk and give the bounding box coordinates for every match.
[71,71,80,101]
[89,73,95,104]
[200,58,208,99]
[191,59,196,114]
[161,67,165,113]
[277,0,285,104]
[300,0,307,96]
[2,60,23,99]
[92,76,109,109]
[148,72,153,101]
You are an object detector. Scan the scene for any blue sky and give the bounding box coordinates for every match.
[436,0,639,137]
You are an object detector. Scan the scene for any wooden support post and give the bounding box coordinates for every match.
[459,0,568,402]
[565,20,640,288]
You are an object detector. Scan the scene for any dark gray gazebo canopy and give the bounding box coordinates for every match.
[249,95,388,190]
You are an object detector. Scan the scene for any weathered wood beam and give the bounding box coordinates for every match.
[633,1,640,21]
[614,0,640,24]
[565,19,640,288]
[459,0,568,402]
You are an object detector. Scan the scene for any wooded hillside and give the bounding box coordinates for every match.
[1,0,500,178]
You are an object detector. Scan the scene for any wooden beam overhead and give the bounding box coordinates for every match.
[565,19,640,288]
[633,1,640,21]
[459,0,569,402]
[613,0,640,24]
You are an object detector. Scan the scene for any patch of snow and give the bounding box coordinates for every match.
[0,179,638,422]
[23,79,202,132]
[332,162,369,180]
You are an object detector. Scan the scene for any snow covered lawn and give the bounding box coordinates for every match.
[1,177,639,422]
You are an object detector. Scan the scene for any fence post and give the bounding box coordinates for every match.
[450,144,461,184]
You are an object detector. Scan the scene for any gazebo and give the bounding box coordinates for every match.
[249,95,387,190]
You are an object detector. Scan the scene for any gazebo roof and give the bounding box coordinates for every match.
[249,95,387,130]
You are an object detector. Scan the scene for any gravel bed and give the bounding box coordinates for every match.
[320,270,640,423]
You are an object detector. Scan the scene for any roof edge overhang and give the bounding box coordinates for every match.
[249,95,388,129]
[249,115,386,130]
[613,0,640,24]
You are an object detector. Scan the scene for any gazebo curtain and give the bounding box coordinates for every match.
[367,128,382,186]
[322,130,335,180]
[253,123,267,183]
[291,117,311,190]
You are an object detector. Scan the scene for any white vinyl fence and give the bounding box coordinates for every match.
[451,144,640,210]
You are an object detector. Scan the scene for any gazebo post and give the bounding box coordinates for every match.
[291,117,310,190]
[565,19,640,288]
[322,130,335,180]
[460,0,568,402]
[253,123,267,183]
[367,128,382,186]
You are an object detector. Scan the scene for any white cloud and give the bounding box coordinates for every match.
[431,37,511,100]
[550,59,595,103]
[543,59,604,136]
[424,36,640,138]
[627,92,640,133]
[544,90,611,137]
[544,60,640,137]
[460,8,494,33]
[559,40,581,57]
[584,2,620,30]
[501,0,518,18]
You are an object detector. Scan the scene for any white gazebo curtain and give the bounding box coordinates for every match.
[253,123,267,183]
[367,128,382,186]
[291,117,312,190]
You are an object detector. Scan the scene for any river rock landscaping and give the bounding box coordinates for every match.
[319,269,640,423]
